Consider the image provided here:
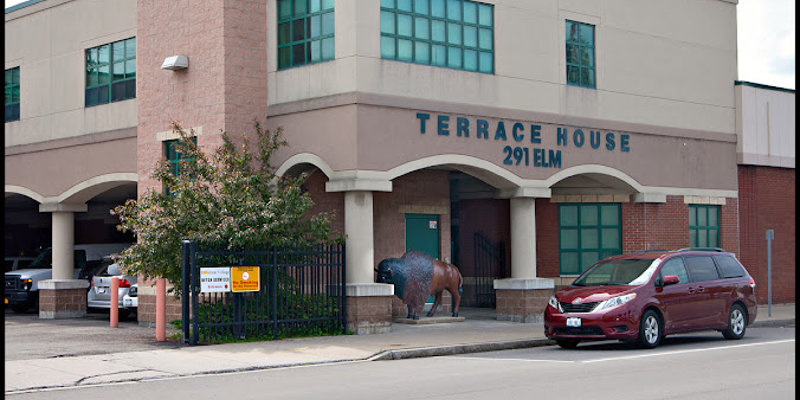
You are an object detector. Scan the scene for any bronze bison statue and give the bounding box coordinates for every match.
[375,249,463,320]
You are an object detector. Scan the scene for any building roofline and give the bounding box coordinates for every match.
[735,80,796,94]
[5,0,46,14]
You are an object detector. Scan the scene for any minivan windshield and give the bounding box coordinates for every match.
[572,258,659,286]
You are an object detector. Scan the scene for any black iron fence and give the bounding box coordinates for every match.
[473,232,505,307]
[181,240,346,345]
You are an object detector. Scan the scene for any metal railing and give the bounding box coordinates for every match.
[473,232,505,308]
[181,240,346,345]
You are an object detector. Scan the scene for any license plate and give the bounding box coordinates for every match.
[123,299,133,307]
[98,288,106,294]
[566,317,582,327]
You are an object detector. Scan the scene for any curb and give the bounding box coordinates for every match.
[368,338,555,361]
[751,318,794,328]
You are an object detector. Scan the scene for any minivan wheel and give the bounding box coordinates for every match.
[637,310,663,349]
[722,304,747,340]
[556,339,579,349]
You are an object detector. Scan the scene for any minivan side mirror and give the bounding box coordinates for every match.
[662,275,680,286]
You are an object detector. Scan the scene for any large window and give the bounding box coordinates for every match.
[5,67,20,122]
[85,37,136,107]
[278,0,335,70]
[565,20,595,88]
[559,203,621,275]
[689,205,720,248]
[380,0,494,73]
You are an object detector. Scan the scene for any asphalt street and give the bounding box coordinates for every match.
[7,326,794,400]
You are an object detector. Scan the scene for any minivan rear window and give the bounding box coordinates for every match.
[684,256,720,282]
[713,255,745,278]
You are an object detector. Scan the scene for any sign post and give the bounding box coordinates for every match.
[766,229,774,317]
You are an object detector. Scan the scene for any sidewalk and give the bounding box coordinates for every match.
[5,303,794,393]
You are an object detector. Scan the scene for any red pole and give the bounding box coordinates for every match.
[110,277,119,328]
[156,278,166,341]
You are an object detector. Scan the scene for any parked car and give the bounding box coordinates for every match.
[544,248,757,349]
[87,263,138,319]
[5,243,131,313]
[122,283,138,311]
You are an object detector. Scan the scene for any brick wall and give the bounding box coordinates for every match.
[137,293,184,326]
[738,165,796,303]
[536,196,741,280]
[38,288,87,318]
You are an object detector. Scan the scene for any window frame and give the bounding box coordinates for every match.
[164,137,197,178]
[558,203,622,275]
[5,67,20,122]
[380,0,494,74]
[85,37,136,107]
[565,19,595,88]
[689,204,720,248]
[277,0,335,70]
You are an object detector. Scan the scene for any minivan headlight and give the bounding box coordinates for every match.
[594,293,637,312]
[548,296,563,313]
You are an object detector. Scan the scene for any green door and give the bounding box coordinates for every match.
[405,214,440,259]
[406,214,440,304]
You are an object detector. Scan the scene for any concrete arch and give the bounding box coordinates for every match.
[5,185,46,203]
[276,153,335,179]
[544,164,645,193]
[57,173,139,204]
[385,155,520,190]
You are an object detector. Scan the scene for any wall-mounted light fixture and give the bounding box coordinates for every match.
[161,55,189,70]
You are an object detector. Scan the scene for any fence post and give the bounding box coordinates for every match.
[340,243,347,335]
[181,240,191,344]
[272,247,278,340]
[190,241,199,345]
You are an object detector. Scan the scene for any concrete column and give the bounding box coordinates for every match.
[51,211,75,280]
[38,203,88,319]
[510,197,536,278]
[345,191,375,284]
[495,196,553,323]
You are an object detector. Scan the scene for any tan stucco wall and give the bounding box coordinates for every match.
[269,97,739,195]
[4,0,138,147]
[5,134,137,198]
[268,0,737,135]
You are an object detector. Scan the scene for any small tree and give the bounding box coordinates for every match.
[112,122,341,296]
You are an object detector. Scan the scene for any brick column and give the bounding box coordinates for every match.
[38,280,88,319]
[346,284,394,334]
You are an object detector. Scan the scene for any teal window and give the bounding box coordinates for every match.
[689,205,720,248]
[5,67,20,122]
[278,0,335,70]
[164,138,197,177]
[85,37,136,107]
[559,203,621,275]
[565,20,595,88]
[381,0,493,74]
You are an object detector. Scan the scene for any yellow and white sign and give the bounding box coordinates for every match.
[231,266,260,292]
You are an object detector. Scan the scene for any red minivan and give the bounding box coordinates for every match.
[544,248,757,349]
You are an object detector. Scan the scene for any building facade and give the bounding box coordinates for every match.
[5,0,791,330]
